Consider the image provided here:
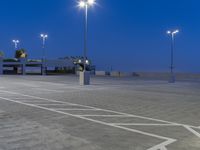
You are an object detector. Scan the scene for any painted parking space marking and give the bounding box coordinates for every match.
[0,90,199,150]
[183,125,200,138]
[54,108,99,111]
[109,123,179,126]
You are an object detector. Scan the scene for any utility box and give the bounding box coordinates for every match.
[80,71,90,85]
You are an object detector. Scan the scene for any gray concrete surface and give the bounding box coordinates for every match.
[0,75,199,150]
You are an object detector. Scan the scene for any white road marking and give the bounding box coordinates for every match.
[37,104,68,106]
[1,89,200,149]
[0,89,197,128]
[0,95,176,150]
[183,125,200,138]
[24,101,64,104]
[10,98,36,100]
[147,139,176,150]
[54,108,99,111]
[109,123,178,126]
[78,115,128,117]
[160,146,168,150]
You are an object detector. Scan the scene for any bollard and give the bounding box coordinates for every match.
[20,58,26,75]
[0,57,3,75]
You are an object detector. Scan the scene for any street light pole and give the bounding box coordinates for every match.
[84,4,88,72]
[40,34,48,75]
[78,0,96,85]
[167,30,179,83]
[12,40,20,50]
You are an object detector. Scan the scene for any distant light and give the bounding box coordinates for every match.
[78,59,82,63]
[86,60,89,64]
[13,40,19,43]
[173,30,179,34]
[167,31,171,34]
[167,29,179,35]
[41,34,48,38]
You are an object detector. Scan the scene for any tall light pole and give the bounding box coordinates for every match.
[78,0,96,85]
[167,29,179,83]
[12,40,20,50]
[40,34,48,75]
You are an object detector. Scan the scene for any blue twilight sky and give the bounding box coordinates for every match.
[0,0,200,72]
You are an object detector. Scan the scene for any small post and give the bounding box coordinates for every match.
[0,57,3,75]
[20,58,26,75]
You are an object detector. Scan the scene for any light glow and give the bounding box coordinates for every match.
[173,30,179,34]
[12,40,19,43]
[167,31,171,34]
[78,0,96,8]
[167,29,179,35]
[88,0,95,5]
[41,34,48,38]
[79,1,86,8]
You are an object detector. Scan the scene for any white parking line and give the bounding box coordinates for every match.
[0,89,200,149]
[37,104,68,106]
[0,94,176,150]
[78,115,127,117]
[11,98,36,100]
[110,123,178,126]
[0,89,197,128]
[147,139,176,150]
[55,108,99,111]
[183,125,200,138]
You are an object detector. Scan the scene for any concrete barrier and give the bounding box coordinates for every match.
[110,71,120,77]
[119,72,133,77]
[95,71,106,76]
[0,57,3,75]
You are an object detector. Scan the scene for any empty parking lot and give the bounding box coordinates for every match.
[0,75,199,150]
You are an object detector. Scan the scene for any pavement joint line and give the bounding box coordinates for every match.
[12,82,40,88]
[15,81,108,91]
[0,96,176,150]
[0,90,101,109]
[32,88,65,93]
[0,89,198,128]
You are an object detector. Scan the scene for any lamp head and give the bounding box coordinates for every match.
[78,1,86,8]
[167,31,171,34]
[41,34,48,38]
[173,30,179,34]
[13,40,19,43]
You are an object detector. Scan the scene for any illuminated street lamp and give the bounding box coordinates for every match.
[12,40,20,50]
[78,0,96,85]
[167,29,179,83]
[40,34,48,75]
